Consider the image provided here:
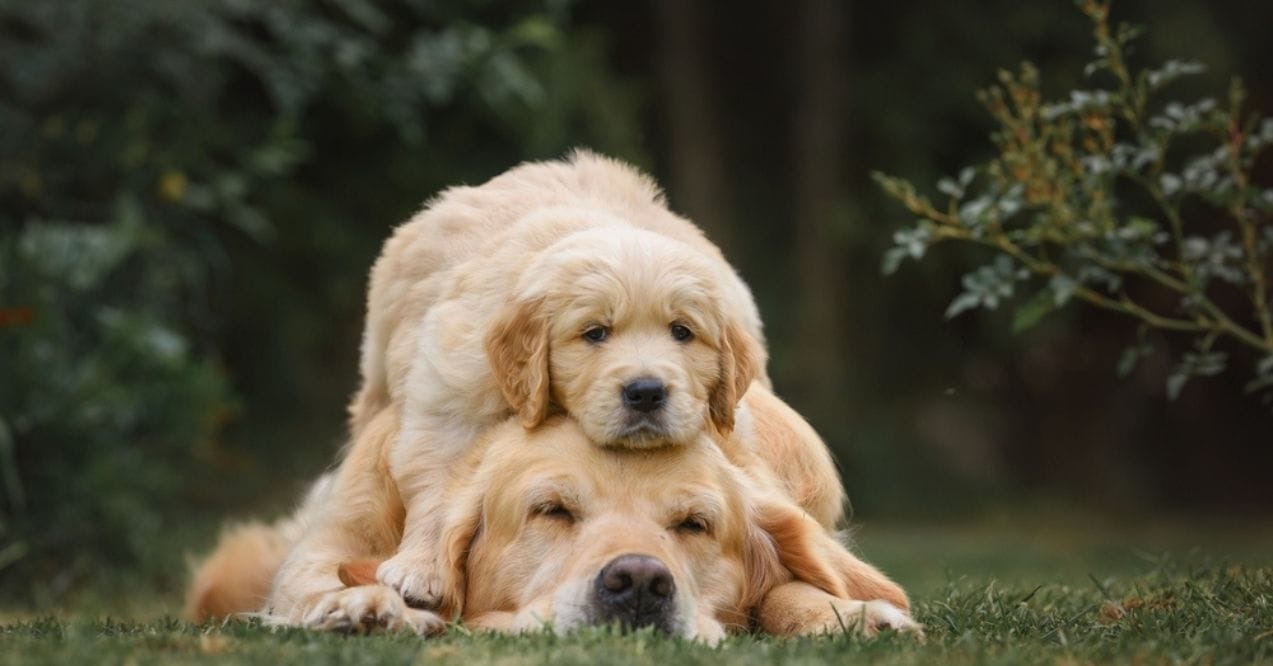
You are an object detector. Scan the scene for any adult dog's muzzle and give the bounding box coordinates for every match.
[591,553,678,634]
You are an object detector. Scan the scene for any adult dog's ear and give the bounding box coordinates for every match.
[741,514,789,611]
[743,499,846,606]
[709,322,765,433]
[485,298,550,428]
[337,559,381,587]
[744,497,910,612]
[824,538,911,610]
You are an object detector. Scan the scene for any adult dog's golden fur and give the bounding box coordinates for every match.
[344,151,769,607]
[187,386,916,640]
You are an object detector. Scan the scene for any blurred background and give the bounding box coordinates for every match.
[1,0,1271,610]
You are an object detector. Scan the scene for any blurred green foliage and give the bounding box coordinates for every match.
[1,0,1270,611]
[0,0,642,603]
[0,212,231,599]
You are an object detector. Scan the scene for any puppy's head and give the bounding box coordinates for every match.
[485,228,764,448]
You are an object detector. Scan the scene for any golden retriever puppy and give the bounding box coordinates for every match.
[188,386,916,639]
[340,151,768,607]
[189,413,917,641]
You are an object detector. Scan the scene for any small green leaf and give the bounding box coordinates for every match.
[1117,343,1152,378]
[1166,372,1188,400]
[945,292,980,319]
[937,177,964,198]
[881,247,908,275]
[1244,356,1273,394]
[1049,274,1077,306]
[1166,371,1186,399]
[1011,288,1056,334]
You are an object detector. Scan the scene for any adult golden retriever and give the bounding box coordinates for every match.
[341,151,769,607]
[186,387,918,641]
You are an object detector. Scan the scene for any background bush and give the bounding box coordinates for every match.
[877,1,1273,403]
[0,0,642,603]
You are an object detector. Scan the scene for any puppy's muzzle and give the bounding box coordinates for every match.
[591,554,676,632]
[621,378,666,414]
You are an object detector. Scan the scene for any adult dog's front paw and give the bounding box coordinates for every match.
[376,553,446,610]
[827,599,923,637]
[302,585,444,635]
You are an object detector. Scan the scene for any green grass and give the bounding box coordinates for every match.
[4,516,1272,665]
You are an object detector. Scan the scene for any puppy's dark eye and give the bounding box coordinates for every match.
[670,324,693,342]
[583,325,610,343]
[675,515,709,535]
[534,502,575,523]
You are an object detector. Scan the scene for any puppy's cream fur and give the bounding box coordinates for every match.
[345,151,769,606]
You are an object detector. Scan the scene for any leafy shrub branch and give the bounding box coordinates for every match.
[875,0,1273,401]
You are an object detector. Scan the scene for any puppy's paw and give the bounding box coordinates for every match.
[376,554,446,610]
[302,585,444,635]
[828,599,923,637]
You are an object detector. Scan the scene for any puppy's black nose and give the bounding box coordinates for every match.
[593,554,676,630]
[622,378,666,413]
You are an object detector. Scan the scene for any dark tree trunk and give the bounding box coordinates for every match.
[790,0,850,409]
[653,0,733,253]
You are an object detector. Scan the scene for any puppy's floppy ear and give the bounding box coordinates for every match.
[485,297,551,428]
[709,322,765,433]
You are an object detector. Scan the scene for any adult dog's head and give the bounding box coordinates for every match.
[485,226,764,448]
[422,417,848,642]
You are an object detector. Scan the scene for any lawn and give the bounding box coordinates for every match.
[3,514,1271,665]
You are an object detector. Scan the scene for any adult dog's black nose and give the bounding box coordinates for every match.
[622,378,666,413]
[593,554,676,630]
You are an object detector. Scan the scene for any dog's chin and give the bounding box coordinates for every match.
[584,610,682,637]
[605,416,674,449]
[554,606,689,639]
